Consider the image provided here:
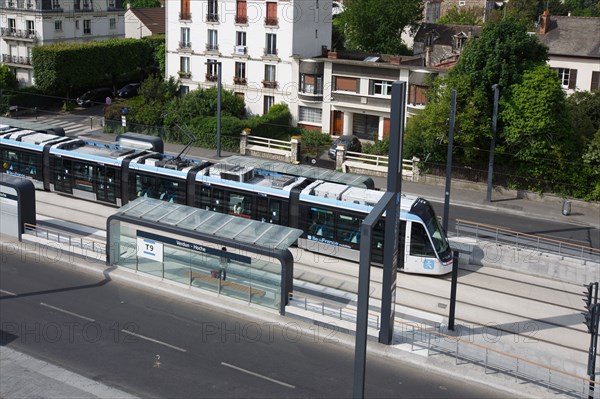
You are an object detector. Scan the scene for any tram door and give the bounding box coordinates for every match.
[256,196,268,222]
[53,157,73,194]
[96,165,117,204]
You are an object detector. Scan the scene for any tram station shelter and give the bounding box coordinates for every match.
[106,197,302,314]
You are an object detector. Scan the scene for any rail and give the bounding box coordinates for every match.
[454,219,600,265]
[246,135,292,152]
[288,291,599,399]
[23,223,106,254]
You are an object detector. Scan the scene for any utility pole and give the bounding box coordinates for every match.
[442,89,457,233]
[486,84,499,202]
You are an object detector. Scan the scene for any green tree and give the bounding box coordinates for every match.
[126,0,161,8]
[0,64,18,90]
[438,6,483,25]
[500,65,575,190]
[339,0,422,54]
[139,74,178,104]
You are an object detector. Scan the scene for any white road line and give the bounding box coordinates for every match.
[0,289,17,296]
[221,362,296,389]
[121,329,187,353]
[39,302,95,322]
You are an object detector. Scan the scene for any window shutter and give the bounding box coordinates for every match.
[237,0,246,18]
[568,69,577,90]
[266,2,277,19]
[334,76,358,92]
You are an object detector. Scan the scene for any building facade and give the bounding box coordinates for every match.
[0,0,126,86]
[165,0,332,118]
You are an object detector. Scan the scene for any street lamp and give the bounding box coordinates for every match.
[486,84,500,202]
[206,60,222,157]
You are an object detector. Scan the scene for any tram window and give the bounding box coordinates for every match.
[196,185,211,210]
[157,178,178,203]
[228,193,252,218]
[269,200,281,224]
[410,222,436,257]
[213,188,224,213]
[337,213,362,244]
[307,207,334,239]
[136,174,157,198]
[73,162,94,192]
[1,150,38,177]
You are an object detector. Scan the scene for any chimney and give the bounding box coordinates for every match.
[539,10,551,34]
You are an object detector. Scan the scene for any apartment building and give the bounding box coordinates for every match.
[0,0,126,86]
[165,0,332,117]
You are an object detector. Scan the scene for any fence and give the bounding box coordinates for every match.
[340,151,416,180]
[23,223,106,255]
[454,219,600,265]
[289,291,599,399]
[240,132,299,163]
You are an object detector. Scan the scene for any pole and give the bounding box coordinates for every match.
[486,84,499,202]
[448,250,459,330]
[216,61,222,158]
[589,303,599,399]
[442,89,457,233]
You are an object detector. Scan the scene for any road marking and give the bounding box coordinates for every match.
[0,289,17,296]
[221,362,296,389]
[40,302,95,322]
[121,329,187,353]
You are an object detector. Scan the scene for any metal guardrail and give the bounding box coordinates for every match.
[289,291,599,399]
[24,223,106,254]
[454,219,600,265]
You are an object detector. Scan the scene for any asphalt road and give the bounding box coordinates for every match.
[0,246,512,399]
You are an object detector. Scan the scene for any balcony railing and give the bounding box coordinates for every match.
[178,41,192,50]
[233,45,247,55]
[262,80,278,89]
[74,4,93,11]
[0,27,38,40]
[265,17,278,26]
[235,15,247,24]
[205,43,219,52]
[2,54,32,65]
[233,76,247,85]
[179,11,191,20]
[264,48,278,57]
[205,73,218,82]
[177,71,191,79]
[206,13,219,22]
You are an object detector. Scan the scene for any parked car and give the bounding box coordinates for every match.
[328,135,362,159]
[76,88,114,107]
[117,83,141,98]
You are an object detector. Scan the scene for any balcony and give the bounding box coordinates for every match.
[178,41,192,51]
[177,71,191,79]
[74,4,93,11]
[233,76,247,85]
[205,73,218,82]
[233,45,247,56]
[265,17,278,27]
[205,43,219,52]
[263,48,278,57]
[0,28,38,41]
[2,54,32,66]
[206,13,219,22]
[179,11,191,20]
[262,80,278,89]
[235,15,247,24]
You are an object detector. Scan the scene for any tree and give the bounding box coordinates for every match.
[438,6,483,25]
[0,64,18,90]
[126,0,161,8]
[500,65,575,190]
[339,0,422,54]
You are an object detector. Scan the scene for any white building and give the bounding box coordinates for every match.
[165,0,332,117]
[1,0,126,87]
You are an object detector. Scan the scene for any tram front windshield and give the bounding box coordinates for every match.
[411,199,450,255]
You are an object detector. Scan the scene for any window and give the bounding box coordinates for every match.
[336,213,362,244]
[370,80,393,96]
[54,20,62,31]
[206,59,218,81]
[83,20,91,34]
[263,95,274,114]
[265,1,277,26]
[265,33,277,56]
[180,56,190,72]
[26,20,35,36]
[8,19,16,33]
[307,207,334,240]
[82,0,90,9]
[236,0,247,24]
[73,162,94,192]
[452,34,467,52]
[264,65,276,82]
[554,68,577,89]
[180,27,191,48]
[299,106,322,124]
[180,85,189,95]
[234,62,246,84]
[207,29,218,51]
[300,74,323,95]
[592,71,600,92]
[108,0,115,8]
[408,84,428,105]
[52,0,60,8]
[207,0,218,22]
[180,0,191,20]
[109,18,116,30]
[425,1,441,22]
[333,76,358,92]
[236,31,246,46]
[75,20,80,30]
[410,222,436,257]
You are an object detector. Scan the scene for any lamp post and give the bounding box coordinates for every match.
[442,89,457,233]
[206,60,222,157]
[486,84,500,202]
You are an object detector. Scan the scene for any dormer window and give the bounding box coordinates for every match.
[452,33,468,52]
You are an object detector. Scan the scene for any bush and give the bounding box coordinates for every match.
[298,129,331,157]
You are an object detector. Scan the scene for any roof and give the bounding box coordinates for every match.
[413,23,482,47]
[536,16,600,58]
[128,7,165,35]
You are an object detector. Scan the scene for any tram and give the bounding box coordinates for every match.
[0,126,453,275]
